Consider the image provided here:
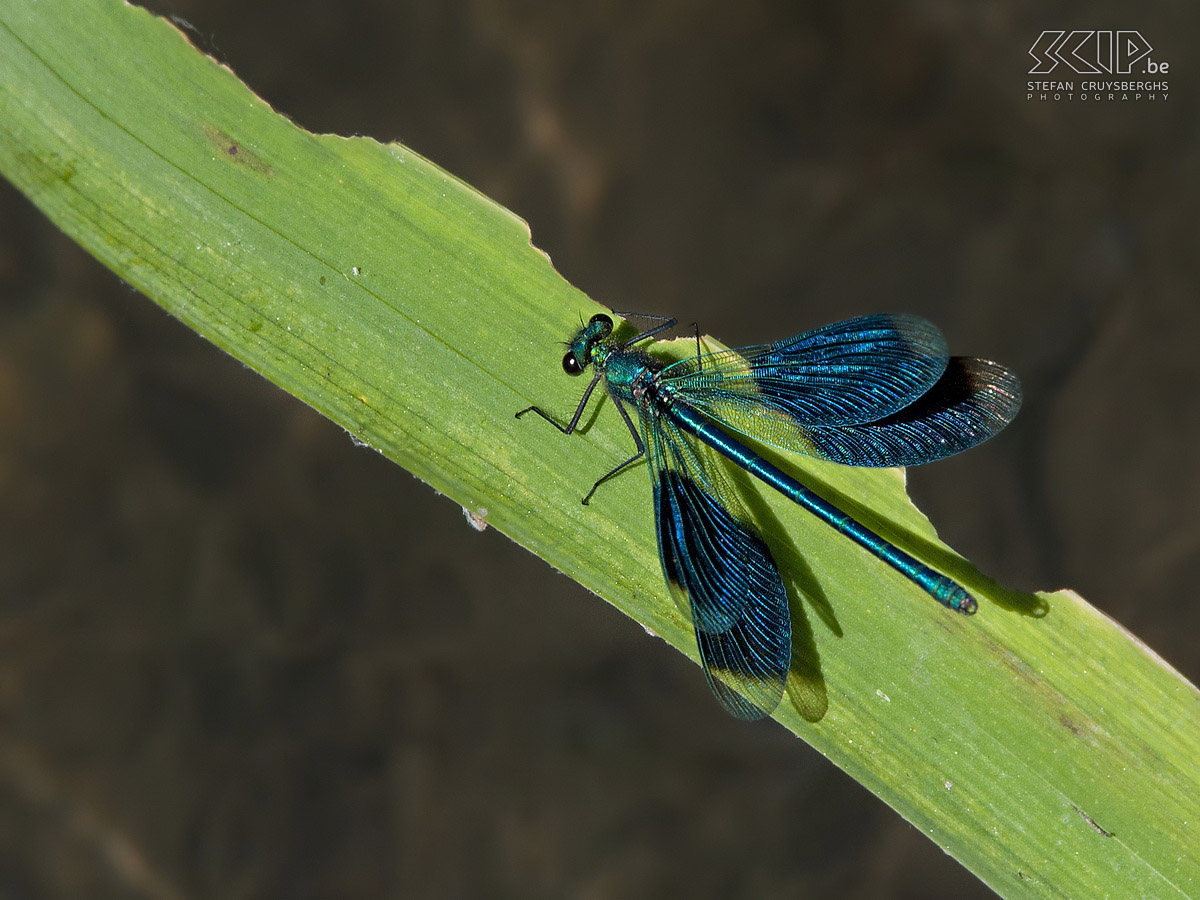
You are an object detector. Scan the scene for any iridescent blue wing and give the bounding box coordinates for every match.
[802,357,1022,466]
[645,407,791,720]
[661,314,950,427]
[661,316,1020,468]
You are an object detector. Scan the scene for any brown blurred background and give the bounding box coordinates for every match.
[1,1,1196,897]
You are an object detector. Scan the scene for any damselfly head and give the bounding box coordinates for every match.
[562,313,614,376]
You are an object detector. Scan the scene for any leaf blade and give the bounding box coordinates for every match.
[2,3,1198,896]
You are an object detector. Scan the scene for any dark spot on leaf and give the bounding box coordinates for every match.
[201,123,274,176]
[53,155,77,183]
[1070,805,1113,838]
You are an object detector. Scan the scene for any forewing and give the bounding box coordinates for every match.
[647,410,791,720]
[803,357,1023,466]
[664,314,950,430]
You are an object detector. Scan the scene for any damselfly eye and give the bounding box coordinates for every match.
[589,314,614,338]
[562,352,584,376]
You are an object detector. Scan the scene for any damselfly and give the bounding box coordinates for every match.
[517,313,1020,719]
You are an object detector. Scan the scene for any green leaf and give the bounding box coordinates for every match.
[2,2,1197,895]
